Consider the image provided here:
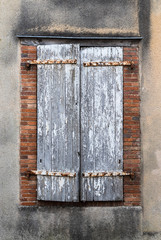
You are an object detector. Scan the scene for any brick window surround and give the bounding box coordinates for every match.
[20,45,141,206]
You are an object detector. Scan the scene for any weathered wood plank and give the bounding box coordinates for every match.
[37,44,80,201]
[81,47,123,201]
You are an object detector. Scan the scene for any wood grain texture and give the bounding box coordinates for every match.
[37,44,80,201]
[37,45,123,202]
[81,47,123,201]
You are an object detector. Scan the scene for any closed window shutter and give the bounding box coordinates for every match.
[81,47,123,201]
[37,45,123,202]
[37,44,80,202]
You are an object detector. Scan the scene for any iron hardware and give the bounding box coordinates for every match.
[25,59,77,69]
[82,171,135,180]
[26,170,76,178]
[83,61,134,69]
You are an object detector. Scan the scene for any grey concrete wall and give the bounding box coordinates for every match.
[0,0,21,239]
[16,0,139,37]
[1,206,142,240]
[1,0,161,239]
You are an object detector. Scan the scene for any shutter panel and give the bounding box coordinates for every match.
[37,44,80,202]
[81,47,123,201]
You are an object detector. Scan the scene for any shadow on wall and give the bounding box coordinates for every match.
[139,0,151,48]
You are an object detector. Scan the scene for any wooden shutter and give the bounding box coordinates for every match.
[81,47,123,201]
[37,44,80,201]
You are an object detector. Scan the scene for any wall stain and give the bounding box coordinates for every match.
[15,0,139,37]
[139,0,151,48]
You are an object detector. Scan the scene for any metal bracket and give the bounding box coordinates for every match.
[25,59,77,70]
[82,171,135,180]
[83,61,135,69]
[26,170,134,180]
[26,170,76,178]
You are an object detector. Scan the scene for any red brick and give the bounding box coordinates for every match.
[21,202,37,206]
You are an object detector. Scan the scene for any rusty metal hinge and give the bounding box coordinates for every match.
[26,170,134,179]
[26,170,76,178]
[83,61,134,69]
[82,171,135,180]
[25,59,77,69]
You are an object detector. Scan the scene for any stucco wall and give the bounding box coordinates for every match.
[1,0,161,239]
[16,0,139,37]
[0,0,21,236]
[142,0,161,233]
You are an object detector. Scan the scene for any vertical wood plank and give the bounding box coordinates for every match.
[81,47,123,201]
[37,44,80,202]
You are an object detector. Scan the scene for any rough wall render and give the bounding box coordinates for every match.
[2,0,161,238]
[0,1,21,239]
[16,0,139,37]
[142,0,161,233]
